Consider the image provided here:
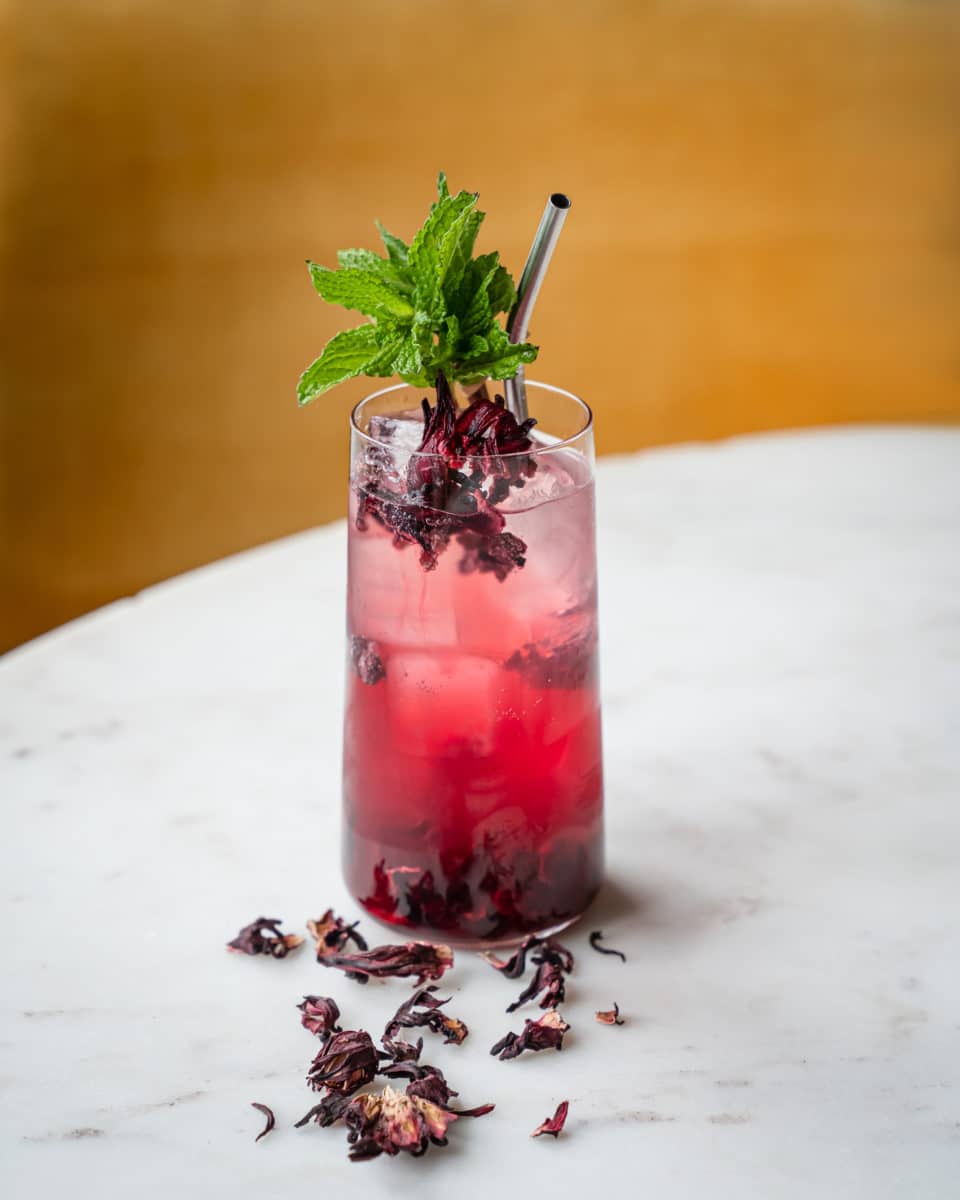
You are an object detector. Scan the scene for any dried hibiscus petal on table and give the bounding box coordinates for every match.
[379,1035,424,1065]
[490,1010,570,1060]
[250,1102,275,1142]
[318,941,454,986]
[297,995,342,1039]
[505,941,575,1013]
[295,1091,353,1129]
[482,933,543,979]
[589,930,627,962]
[226,917,303,959]
[531,1100,569,1139]
[306,1029,379,1095]
[306,909,368,961]
[384,986,469,1045]
[595,1003,624,1026]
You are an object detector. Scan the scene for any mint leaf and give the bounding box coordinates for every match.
[337,248,384,272]
[486,265,516,316]
[408,185,477,319]
[296,325,382,405]
[440,208,484,306]
[308,263,414,320]
[298,173,541,403]
[376,221,409,268]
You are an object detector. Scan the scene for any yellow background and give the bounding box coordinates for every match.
[2,0,958,652]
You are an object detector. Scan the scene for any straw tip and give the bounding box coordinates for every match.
[550,193,572,210]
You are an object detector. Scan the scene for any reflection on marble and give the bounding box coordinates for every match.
[2,429,959,1199]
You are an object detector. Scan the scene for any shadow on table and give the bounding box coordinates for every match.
[584,872,745,944]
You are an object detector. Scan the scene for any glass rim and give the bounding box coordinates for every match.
[350,379,593,461]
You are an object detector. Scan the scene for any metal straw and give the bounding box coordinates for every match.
[503,192,572,423]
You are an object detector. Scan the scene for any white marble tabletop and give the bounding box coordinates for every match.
[3,427,959,1198]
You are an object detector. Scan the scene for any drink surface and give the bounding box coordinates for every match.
[343,421,604,943]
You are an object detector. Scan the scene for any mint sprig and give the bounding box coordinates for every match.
[297,173,538,405]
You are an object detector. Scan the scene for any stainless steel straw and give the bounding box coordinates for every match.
[503,192,572,423]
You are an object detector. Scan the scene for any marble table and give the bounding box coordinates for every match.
[3,427,959,1198]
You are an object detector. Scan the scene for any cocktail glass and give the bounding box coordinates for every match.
[343,381,603,946]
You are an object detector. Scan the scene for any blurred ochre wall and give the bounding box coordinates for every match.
[2,0,959,652]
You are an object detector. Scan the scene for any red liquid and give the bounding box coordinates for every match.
[343,443,604,944]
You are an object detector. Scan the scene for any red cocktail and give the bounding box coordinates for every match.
[343,381,603,944]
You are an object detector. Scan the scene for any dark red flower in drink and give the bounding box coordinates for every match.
[453,395,536,459]
[490,1009,570,1060]
[384,986,469,1045]
[306,1029,379,1095]
[297,995,342,1039]
[595,1003,624,1026]
[356,372,536,579]
[318,941,454,985]
[531,1100,569,1139]
[458,529,527,580]
[350,637,386,685]
[226,917,303,959]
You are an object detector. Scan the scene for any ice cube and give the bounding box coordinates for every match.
[387,652,505,758]
[367,409,425,453]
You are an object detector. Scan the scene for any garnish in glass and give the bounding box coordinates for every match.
[297,172,536,405]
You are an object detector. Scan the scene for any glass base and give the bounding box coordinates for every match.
[353,889,598,951]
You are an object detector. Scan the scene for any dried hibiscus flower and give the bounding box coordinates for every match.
[490,1010,570,1060]
[295,1091,353,1129]
[318,941,454,986]
[226,917,303,959]
[250,1102,275,1142]
[356,373,535,578]
[306,1029,379,1095]
[384,986,469,1046]
[531,1100,569,1139]
[297,995,342,1039]
[482,933,543,979]
[344,1084,493,1162]
[306,909,368,962]
[595,1003,625,1026]
[507,953,566,1013]
[403,1069,458,1108]
[497,940,574,1013]
[589,930,626,962]
[379,1035,424,1065]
